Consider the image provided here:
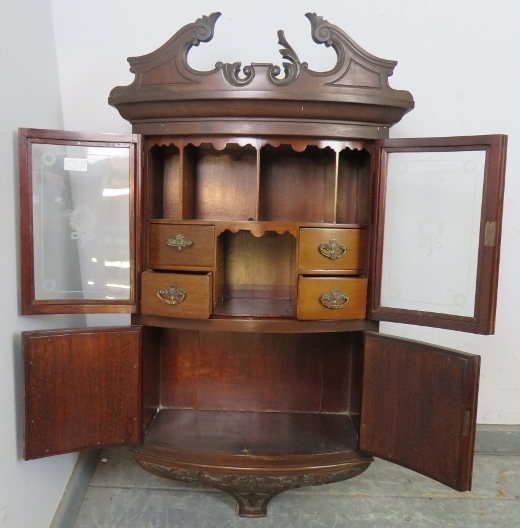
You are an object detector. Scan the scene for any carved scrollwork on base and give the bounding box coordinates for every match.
[134,457,370,517]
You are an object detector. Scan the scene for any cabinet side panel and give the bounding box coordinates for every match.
[162,146,181,218]
[24,328,141,459]
[360,332,479,491]
[337,149,371,224]
[142,327,161,431]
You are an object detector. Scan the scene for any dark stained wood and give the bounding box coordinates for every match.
[19,128,140,315]
[189,144,258,221]
[160,329,201,409]
[347,331,366,420]
[337,148,372,224]
[222,230,296,294]
[19,11,507,519]
[133,407,372,518]
[360,332,480,491]
[160,145,181,218]
[108,13,414,138]
[141,313,379,333]
[259,145,336,222]
[24,327,141,460]
[214,298,295,318]
[160,330,356,414]
[369,135,507,334]
[140,409,359,457]
[141,326,160,432]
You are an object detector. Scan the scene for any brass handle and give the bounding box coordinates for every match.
[319,239,346,260]
[157,284,186,305]
[166,234,193,251]
[320,289,350,310]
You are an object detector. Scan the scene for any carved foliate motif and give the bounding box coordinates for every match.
[108,11,414,137]
[136,458,370,517]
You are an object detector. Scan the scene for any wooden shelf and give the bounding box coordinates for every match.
[137,314,378,333]
[134,409,361,465]
[214,297,295,318]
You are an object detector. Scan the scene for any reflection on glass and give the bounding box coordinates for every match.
[380,150,485,317]
[32,143,131,300]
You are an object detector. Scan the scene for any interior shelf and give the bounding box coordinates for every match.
[138,314,377,333]
[213,297,295,318]
[135,409,359,462]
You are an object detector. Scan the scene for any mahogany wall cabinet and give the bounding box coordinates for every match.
[19,13,506,517]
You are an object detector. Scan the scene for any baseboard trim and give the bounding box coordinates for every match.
[50,450,100,528]
[474,424,520,454]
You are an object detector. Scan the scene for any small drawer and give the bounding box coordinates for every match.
[141,270,212,319]
[297,277,367,320]
[298,228,365,272]
[149,223,215,268]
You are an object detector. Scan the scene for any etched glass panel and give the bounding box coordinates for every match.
[31,143,130,300]
[380,150,485,317]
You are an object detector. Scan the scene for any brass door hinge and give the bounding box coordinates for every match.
[484,221,497,247]
[462,410,470,437]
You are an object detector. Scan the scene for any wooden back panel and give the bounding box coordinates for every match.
[160,329,362,414]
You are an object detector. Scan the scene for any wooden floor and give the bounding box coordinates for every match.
[72,449,520,527]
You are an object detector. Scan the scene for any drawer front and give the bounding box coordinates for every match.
[297,277,367,320]
[298,228,365,272]
[141,271,212,319]
[149,224,214,268]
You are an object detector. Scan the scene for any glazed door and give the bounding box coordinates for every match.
[359,332,480,491]
[24,327,142,460]
[369,135,506,334]
[19,129,142,314]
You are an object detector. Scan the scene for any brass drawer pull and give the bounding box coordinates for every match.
[319,239,346,260]
[157,284,186,305]
[166,234,193,251]
[320,289,350,310]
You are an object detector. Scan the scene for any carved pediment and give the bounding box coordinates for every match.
[109,13,414,139]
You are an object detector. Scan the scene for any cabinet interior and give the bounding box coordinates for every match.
[214,230,297,317]
[142,329,363,456]
[21,12,498,514]
[148,141,371,224]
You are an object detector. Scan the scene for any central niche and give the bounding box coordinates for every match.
[214,229,297,317]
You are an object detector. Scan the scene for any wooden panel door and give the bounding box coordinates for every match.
[19,128,142,314]
[359,332,479,491]
[24,327,142,460]
[369,135,507,334]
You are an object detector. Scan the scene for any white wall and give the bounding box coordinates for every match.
[2,1,518,525]
[0,1,88,527]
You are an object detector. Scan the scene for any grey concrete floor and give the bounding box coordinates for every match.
[73,449,520,527]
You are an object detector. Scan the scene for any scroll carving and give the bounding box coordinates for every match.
[110,11,413,98]
[135,458,370,517]
[108,12,414,137]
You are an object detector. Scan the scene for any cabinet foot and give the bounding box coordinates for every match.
[133,453,371,517]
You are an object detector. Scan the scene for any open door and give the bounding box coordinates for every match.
[359,332,479,491]
[369,135,506,334]
[19,129,142,314]
[24,326,142,460]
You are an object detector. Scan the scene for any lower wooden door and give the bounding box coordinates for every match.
[23,326,142,460]
[23,325,480,495]
[359,331,480,491]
